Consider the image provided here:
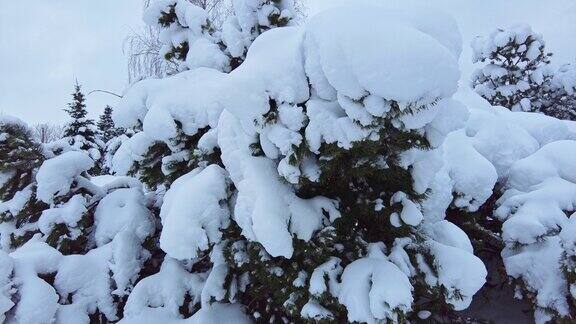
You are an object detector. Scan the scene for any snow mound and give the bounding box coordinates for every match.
[339,257,413,323]
[36,151,94,203]
[159,165,230,260]
[95,187,155,246]
[304,5,460,104]
[115,69,226,141]
[495,140,576,320]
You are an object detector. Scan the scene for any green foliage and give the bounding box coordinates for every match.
[0,122,44,200]
[63,82,103,174]
[137,124,222,190]
[0,121,48,250]
[222,224,353,323]
[164,41,189,62]
[158,4,177,27]
[64,83,97,142]
[209,96,466,321]
[137,141,170,190]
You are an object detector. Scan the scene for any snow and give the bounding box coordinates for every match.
[5,1,576,323]
[159,165,230,260]
[0,115,27,128]
[9,241,62,324]
[305,99,371,153]
[0,251,14,323]
[38,194,87,235]
[94,187,155,246]
[222,26,309,132]
[36,151,94,203]
[91,174,121,186]
[554,63,576,94]
[123,257,204,318]
[110,133,155,176]
[116,68,227,142]
[426,220,474,254]
[492,140,576,319]
[218,111,339,258]
[54,245,117,321]
[339,257,413,323]
[391,192,424,226]
[120,302,251,324]
[442,129,498,211]
[301,298,334,320]
[427,241,487,310]
[502,236,570,318]
[304,6,460,104]
[0,185,33,216]
[309,257,342,296]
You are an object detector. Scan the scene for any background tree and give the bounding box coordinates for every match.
[60,82,104,173]
[97,105,124,144]
[142,0,295,73]
[32,123,64,144]
[471,25,553,112]
[545,62,576,120]
[471,25,576,120]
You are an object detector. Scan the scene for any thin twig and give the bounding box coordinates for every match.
[87,89,123,98]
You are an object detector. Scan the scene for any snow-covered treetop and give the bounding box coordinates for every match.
[143,0,297,73]
[471,24,548,64]
[471,24,554,111]
[116,4,461,140]
[554,62,576,95]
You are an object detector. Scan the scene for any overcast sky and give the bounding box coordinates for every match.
[1,0,575,124]
[0,0,143,124]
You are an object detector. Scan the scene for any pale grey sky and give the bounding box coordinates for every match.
[0,0,143,124]
[1,0,575,124]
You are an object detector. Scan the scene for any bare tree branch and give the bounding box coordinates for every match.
[32,123,65,143]
[87,89,124,98]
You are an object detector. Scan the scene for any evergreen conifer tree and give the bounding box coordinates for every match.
[62,82,104,173]
[546,63,576,120]
[0,116,47,250]
[144,0,294,73]
[471,26,576,120]
[0,122,158,322]
[110,6,486,323]
[144,0,230,73]
[97,105,123,144]
[471,25,554,112]
[117,0,296,190]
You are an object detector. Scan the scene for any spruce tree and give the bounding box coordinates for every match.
[144,0,230,73]
[546,63,576,120]
[127,0,297,187]
[471,25,554,112]
[62,82,104,173]
[221,0,295,69]
[144,0,295,73]
[97,105,123,144]
[111,6,486,322]
[471,26,576,121]
[0,116,47,250]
